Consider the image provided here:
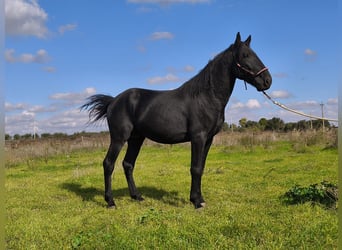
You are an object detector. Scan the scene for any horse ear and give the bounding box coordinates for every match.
[234,32,241,46]
[244,35,252,47]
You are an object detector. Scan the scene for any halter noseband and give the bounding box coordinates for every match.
[236,62,268,77]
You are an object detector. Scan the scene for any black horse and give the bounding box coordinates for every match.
[82,32,272,209]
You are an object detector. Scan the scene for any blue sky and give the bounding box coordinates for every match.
[4,0,339,135]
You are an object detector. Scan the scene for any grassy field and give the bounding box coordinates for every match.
[5,131,338,249]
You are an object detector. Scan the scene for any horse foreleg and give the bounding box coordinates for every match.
[103,141,124,208]
[123,136,145,201]
[190,136,213,209]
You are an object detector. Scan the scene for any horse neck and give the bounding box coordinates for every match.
[178,48,236,110]
[209,52,236,108]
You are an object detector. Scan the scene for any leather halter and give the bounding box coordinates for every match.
[236,62,268,77]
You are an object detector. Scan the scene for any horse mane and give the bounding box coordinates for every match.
[178,44,234,97]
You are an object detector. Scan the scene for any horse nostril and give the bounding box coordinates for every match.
[265,77,272,86]
[262,77,271,90]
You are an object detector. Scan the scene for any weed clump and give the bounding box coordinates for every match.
[281,181,338,209]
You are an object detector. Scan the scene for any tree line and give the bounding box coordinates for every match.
[5,131,108,141]
[5,117,334,140]
[222,117,332,132]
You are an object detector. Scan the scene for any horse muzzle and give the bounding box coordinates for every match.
[255,71,272,91]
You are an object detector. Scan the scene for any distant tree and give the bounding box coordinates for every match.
[219,117,333,133]
[5,134,11,140]
[13,134,21,140]
[265,117,285,131]
[284,122,296,132]
[246,120,258,129]
[53,133,68,138]
[22,133,33,139]
[258,118,267,131]
[239,118,247,128]
[311,119,331,130]
[230,123,238,132]
[297,120,309,130]
[41,133,52,139]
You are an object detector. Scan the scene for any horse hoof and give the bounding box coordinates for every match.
[194,202,206,209]
[132,195,144,201]
[107,200,116,209]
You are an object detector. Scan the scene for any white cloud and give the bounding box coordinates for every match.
[227,98,266,125]
[149,31,174,40]
[35,107,108,135]
[231,102,244,109]
[5,87,103,135]
[147,73,180,85]
[304,49,316,55]
[246,99,261,109]
[5,0,49,38]
[288,100,319,110]
[5,49,16,63]
[327,98,338,105]
[138,31,174,53]
[231,99,261,110]
[43,109,88,130]
[58,23,77,34]
[269,90,291,99]
[16,110,35,121]
[5,107,85,135]
[5,111,33,126]
[5,102,27,112]
[49,87,97,105]
[28,105,57,113]
[183,65,195,72]
[5,49,50,63]
[304,48,317,61]
[36,107,109,135]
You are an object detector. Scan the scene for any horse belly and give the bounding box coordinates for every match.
[136,106,189,144]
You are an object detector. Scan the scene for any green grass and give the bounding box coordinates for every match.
[5,141,338,249]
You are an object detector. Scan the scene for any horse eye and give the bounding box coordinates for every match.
[243,53,249,58]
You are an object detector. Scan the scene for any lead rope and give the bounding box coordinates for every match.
[262,91,338,122]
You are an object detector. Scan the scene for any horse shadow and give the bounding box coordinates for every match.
[60,182,187,208]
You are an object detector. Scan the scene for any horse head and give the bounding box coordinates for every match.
[233,32,272,91]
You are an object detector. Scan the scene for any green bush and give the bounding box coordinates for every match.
[282,181,338,209]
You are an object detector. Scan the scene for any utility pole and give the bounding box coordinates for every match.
[320,102,324,133]
[231,117,234,132]
[33,119,36,140]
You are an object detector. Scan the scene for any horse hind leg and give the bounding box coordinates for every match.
[103,140,124,208]
[122,135,145,201]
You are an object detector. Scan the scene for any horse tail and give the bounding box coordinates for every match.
[81,94,115,123]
